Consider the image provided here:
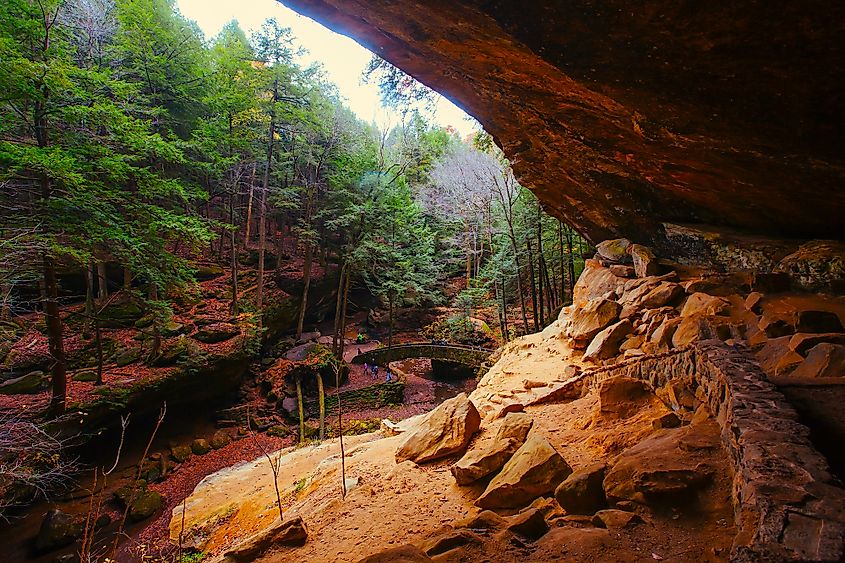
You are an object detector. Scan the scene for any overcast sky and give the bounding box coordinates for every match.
[174,0,475,133]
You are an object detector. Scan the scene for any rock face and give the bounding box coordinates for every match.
[396,393,481,464]
[194,322,240,343]
[451,412,533,484]
[281,1,845,245]
[476,433,572,509]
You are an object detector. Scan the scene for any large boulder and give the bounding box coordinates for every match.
[476,433,572,509]
[0,370,45,395]
[35,509,82,553]
[129,490,163,522]
[596,239,632,264]
[554,462,607,515]
[194,323,240,344]
[619,281,683,319]
[790,343,845,378]
[680,293,731,317]
[572,259,626,307]
[396,393,481,464]
[451,412,533,484]
[224,516,308,562]
[775,240,845,292]
[604,424,719,508]
[567,298,621,348]
[583,319,633,362]
[628,244,659,278]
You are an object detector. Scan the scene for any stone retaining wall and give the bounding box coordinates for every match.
[578,341,845,562]
[303,381,405,418]
[351,344,492,368]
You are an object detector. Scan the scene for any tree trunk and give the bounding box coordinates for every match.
[97,261,108,300]
[243,163,255,250]
[331,262,347,358]
[317,373,325,441]
[94,315,104,385]
[296,378,305,445]
[526,238,539,333]
[257,80,277,326]
[123,267,131,290]
[295,243,313,340]
[44,253,67,416]
[85,263,94,329]
[149,284,161,360]
[558,221,566,305]
[230,193,239,316]
[338,267,351,360]
[387,294,394,349]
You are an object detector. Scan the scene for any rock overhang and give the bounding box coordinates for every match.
[279,0,845,247]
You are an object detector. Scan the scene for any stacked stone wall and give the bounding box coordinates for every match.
[303,381,404,418]
[577,341,845,562]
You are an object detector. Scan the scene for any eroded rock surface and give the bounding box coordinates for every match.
[282,1,844,245]
[396,392,481,464]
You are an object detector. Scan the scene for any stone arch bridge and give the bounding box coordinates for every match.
[351,343,495,372]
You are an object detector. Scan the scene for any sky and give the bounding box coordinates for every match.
[174,0,475,134]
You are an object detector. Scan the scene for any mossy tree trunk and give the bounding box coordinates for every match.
[317,373,325,441]
[296,377,305,445]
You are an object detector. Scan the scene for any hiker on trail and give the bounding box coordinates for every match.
[385,368,392,382]
[364,362,369,375]
[373,364,379,379]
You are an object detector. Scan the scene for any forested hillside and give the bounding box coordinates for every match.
[1,0,584,416]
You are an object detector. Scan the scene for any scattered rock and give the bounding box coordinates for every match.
[0,371,45,395]
[591,509,642,530]
[452,413,533,485]
[35,509,82,553]
[171,445,192,463]
[194,323,240,344]
[597,377,653,420]
[358,544,433,563]
[129,490,163,522]
[476,433,572,509]
[554,462,607,515]
[505,507,549,540]
[115,347,141,366]
[567,299,621,348]
[790,343,845,378]
[191,438,211,455]
[650,317,681,350]
[583,319,632,362]
[596,239,632,264]
[195,263,225,281]
[454,510,506,531]
[680,293,730,317]
[396,393,481,464]
[210,430,231,449]
[745,292,764,313]
[296,331,321,344]
[789,332,845,356]
[628,244,659,278]
[572,259,626,306]
[420,527,480,556]
[795,310,843,333]
[224,516,308,561]
[72,370,98,382]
